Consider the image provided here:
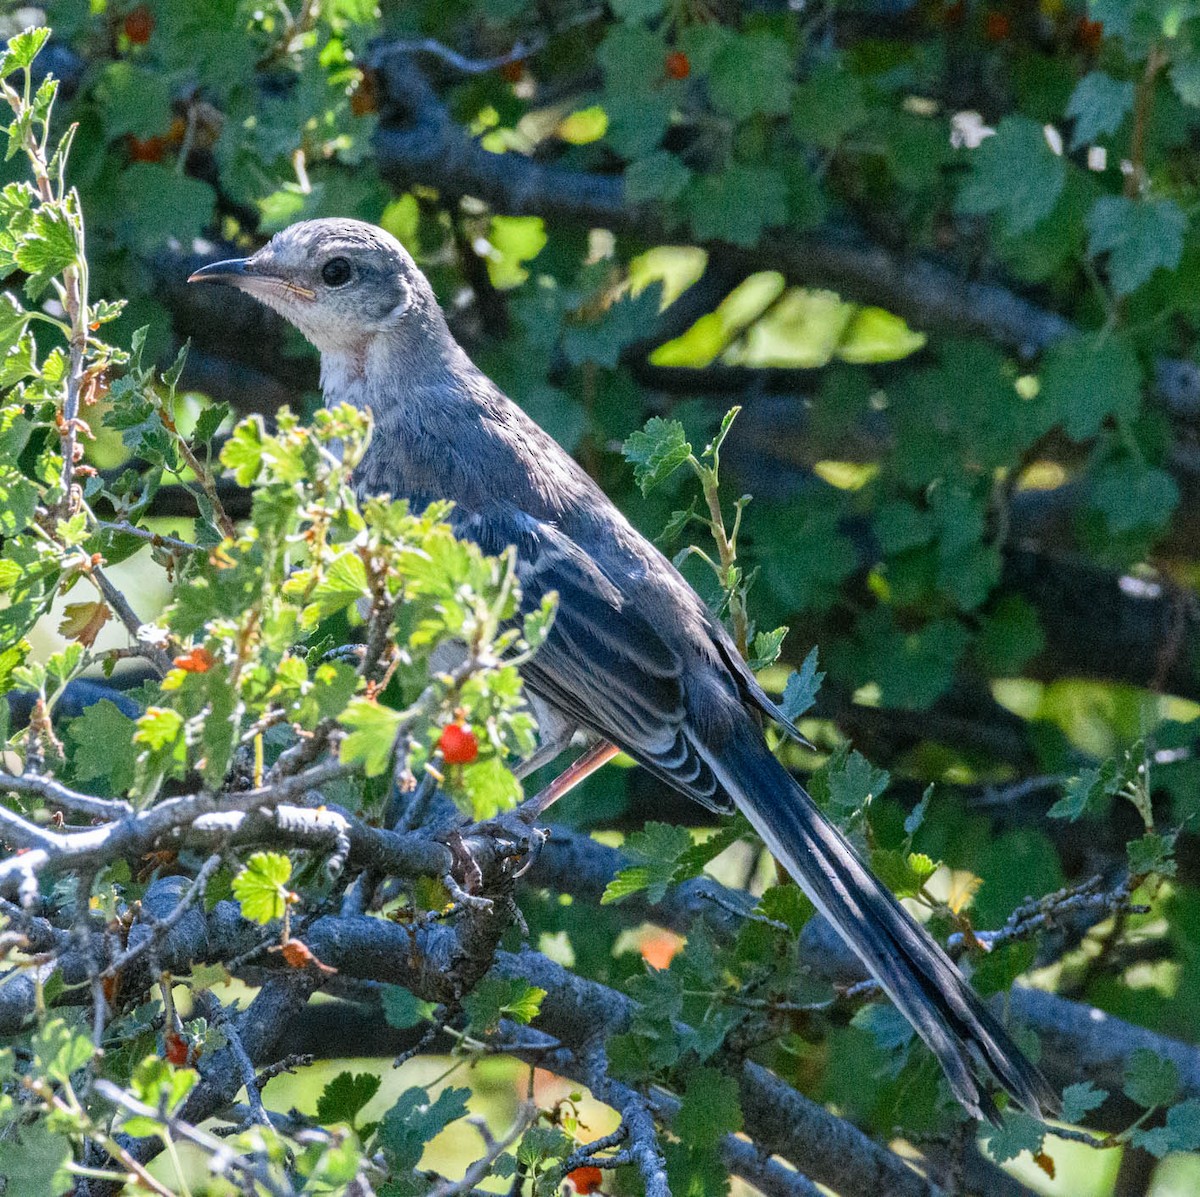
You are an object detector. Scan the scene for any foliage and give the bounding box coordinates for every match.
[3,3,1200,1195]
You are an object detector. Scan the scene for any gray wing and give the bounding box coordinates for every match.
[456,504,735,814]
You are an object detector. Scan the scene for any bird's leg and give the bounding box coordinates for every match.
[518,739,620,823]
[512,723,578,780]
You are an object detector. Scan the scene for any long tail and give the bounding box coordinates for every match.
[712,738,1059,1123]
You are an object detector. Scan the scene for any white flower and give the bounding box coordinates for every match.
[136,623,170,647]
[950,111,995,150]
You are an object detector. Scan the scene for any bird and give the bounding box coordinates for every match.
[189,217,1058,1122]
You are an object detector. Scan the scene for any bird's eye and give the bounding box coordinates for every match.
[321,257,352,287]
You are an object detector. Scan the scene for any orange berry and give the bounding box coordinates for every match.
[438,723,479,765]
[664,50,690,80]
[173,646,213,673]
[567,1167,604,1195]
[123,6,154,45]
[984,11,1011,41]
[499,58,524,83]
[350,70,378,116]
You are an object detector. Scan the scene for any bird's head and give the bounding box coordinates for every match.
[188,218,428,355]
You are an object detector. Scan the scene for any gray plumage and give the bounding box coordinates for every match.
[189,218,1058,1122]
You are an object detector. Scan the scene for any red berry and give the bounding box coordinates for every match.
[984,11,1011,41]
[664,51,690,81]
[128,134,165,162]
[1076,16,1103,50]
[438,723,479,765]
[124,6,154,45]
[567,1167,604,1195]
[499,58,524,84]
[163,1031,188,1066]
[943,1,965,26]
[173,646,213,673]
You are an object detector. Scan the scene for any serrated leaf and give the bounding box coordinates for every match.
[192,401,230,447]
[316,1071,381,1127]
[339,698,402,777]
[983,1110,1046,1164]
[1047,762,1118,821]
[1060,1080,1107,1124]
[686,164,787,246]
[1127,831,1177,878]
[1066,71,1134,149]
[709,32,793,121]
[748,626,787,672]
[231,851,293,924]
[379,1086,471,1172]
[623,417,692,496]
[381,986,434,1030]
[33,1018,93,1085]
[67,699,139,796]
[1038,331,1142,441]
[956,115,1066,236]
[1086,196,1185,295]
[626,151,693,204]
[602,822,694,904]
[1131,1098,1200,1157]
[464,978,546,1034]
[1124,1048,1180,1108]
[781,645,824,721]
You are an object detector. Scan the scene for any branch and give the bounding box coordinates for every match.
[366,43,1200,420]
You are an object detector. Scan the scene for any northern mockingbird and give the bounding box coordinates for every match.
[190,218,1056,1121]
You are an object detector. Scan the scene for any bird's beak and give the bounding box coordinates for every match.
[187,258,316,300]
[187,257,251,286]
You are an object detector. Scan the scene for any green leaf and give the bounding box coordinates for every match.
[459,755,522,820]
[709,32,793,121]
[115,164,216,248]
[94,62,173,139]
[33,1018,93,1085]
[1047,763,1117,821]
[15,208,77,300]
[134,705,184,752]
[221,415,266,485]
[1066,71,1134,149]
[316,1071,381,1127]
[748,626,787,672]
[124,1056,199,1136]
[0,1117,72,1197]
[1086,196,1186,295]
[378,1086,470,1172]
[381,986,434,1030]
[1127,831,1177,878]
[231,851,293,924]
[463,977,546,1033]
[1090,460,1178,533]
[780,645,824,721]
[871,848,938,899]
[975,596,1046,676]
[562,285,662,369]
[305,551,370,622]
[1038,332,1142,440]
[1124,1048,1180,1108]
[623,417,692,496]
[676,1066,743,1139]
[339,698,403,777]
[956,115,1066,236]
[1131,1098,1200,1157]
[686,164,787,246]
[1060,1080,1107,1124]
[602,821,694,904]
[792,61,868,148]
[626,151,693,204]
[597,24,664,96]
[67,699,139,796]
[192,401,230,447]
[983,1110,1046,1164]
[0,27,51,76]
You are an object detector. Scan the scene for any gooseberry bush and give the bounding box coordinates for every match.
[5,2,1200,1195]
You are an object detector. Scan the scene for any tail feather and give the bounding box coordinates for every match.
[709,739,1059,1123]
